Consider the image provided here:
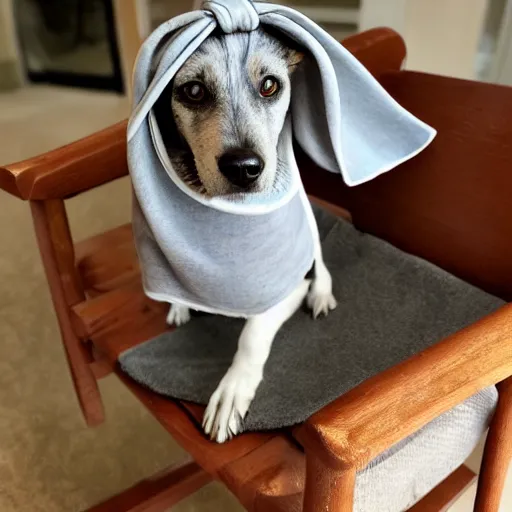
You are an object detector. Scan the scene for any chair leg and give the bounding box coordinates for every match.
[303,453,356,512]
[474,378,512,512]
[64,331,105,427]
[31,200,105,427]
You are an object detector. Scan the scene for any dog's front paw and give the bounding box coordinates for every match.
[307,274,337,318]
[166,303,191,326]
[307,263,337,318]
[202,366,261,443]
[307,288,337,318]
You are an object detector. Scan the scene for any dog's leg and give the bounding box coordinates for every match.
[300,190,337,318]
[203,279,311,443]
[307,244,337,318]
[166,303,191,326]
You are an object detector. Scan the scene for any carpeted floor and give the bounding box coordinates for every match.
[0,85,510,511]
[0,86,241,512]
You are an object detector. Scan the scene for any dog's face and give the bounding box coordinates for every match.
[168,30,302,196]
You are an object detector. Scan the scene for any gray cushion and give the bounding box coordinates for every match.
[355,387,497,511]
[120,205,502,429]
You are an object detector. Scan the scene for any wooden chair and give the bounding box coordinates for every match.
[1,28,511,512]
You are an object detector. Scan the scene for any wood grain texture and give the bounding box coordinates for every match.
[474,378,512,512]
[30,201,104,426]
[0,121,128,200]
[71,280,168,345]
[218,436,305,512]
[303,454,356,512]
[408,465,476,512]
[117,371,276,477]
[75,223,139,297]
[38,200,85,307]
[296,304,512,470]
[86,461,211,512]
[299,71,512,301]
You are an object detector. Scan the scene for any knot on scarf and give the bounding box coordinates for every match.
[202,0,259,33]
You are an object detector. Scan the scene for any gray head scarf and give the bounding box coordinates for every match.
[127,0,436,317]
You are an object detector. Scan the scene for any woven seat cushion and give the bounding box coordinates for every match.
[119,204,501,509]
[354,386,496,510]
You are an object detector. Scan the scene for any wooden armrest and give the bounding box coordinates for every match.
[295,304,512,471]
[0,120,128,200]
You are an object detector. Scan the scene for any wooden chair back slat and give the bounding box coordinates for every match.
[300,71,512,300]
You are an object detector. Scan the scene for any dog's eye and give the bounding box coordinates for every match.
[180,81,207,103]
[260,76,280,97]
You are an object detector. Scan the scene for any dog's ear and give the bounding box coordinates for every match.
[287,49,304,73]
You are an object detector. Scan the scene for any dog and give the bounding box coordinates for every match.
[153,27,337,443]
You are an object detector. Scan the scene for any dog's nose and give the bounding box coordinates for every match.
[218,149,263,188]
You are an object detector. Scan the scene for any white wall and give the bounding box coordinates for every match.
[360,0,489,80]
[359,0,407,34]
